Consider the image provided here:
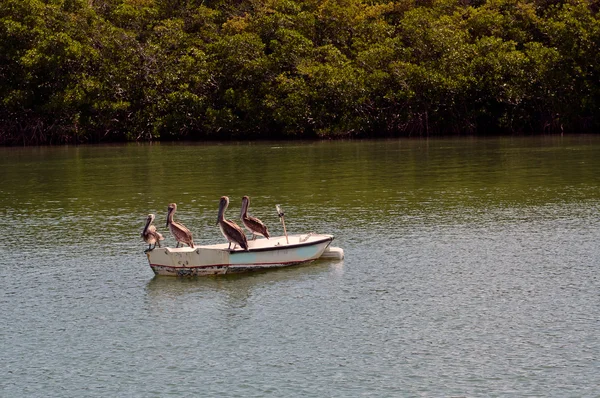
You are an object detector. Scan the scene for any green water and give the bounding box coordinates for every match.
[1,136,599,396]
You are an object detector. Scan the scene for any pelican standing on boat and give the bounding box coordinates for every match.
[240,196,270,240]
[142,214,164,252]
[217,196,248,251]
[166,203,195,248]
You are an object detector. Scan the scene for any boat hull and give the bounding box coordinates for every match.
[146,234,334,276]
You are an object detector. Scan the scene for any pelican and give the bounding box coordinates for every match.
[141,214,164,252]
[240,196,270,240]
[166,203,194,248]
[217,196,248,251]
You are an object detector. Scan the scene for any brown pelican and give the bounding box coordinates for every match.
[240,196,270,240]
[142,214,164,252]
[217,196,248,251]
[166,203,195,248]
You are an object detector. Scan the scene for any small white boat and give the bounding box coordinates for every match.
[146,233,339,276]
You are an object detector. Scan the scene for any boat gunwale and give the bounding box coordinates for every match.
[230,235,333,253]
[159,234,334,254]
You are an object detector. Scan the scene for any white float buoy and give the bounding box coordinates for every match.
[320,247,344,260]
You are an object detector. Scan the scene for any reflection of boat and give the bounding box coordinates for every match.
[144,258,339,314]
[146,233,341,276]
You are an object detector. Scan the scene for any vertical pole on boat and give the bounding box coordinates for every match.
[276,204,289,244]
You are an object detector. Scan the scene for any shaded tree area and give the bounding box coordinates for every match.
[1,0,598,144]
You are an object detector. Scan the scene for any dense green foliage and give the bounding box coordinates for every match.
[1,0,598,144]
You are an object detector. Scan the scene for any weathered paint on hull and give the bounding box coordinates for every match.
[149,260,318,277]
[146,234,333,277]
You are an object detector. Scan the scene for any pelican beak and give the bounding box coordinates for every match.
[217,199,226,225]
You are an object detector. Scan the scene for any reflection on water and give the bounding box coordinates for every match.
[1,136,600,397]
[144,259,341,308]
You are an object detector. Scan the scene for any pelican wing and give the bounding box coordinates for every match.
[144,225,165,246]
[242,215,270,238]
[221,220,248,250]
[151,226,165,241]
[170,221,194,247]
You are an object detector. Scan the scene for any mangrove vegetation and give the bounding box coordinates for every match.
[1,0,599,144]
